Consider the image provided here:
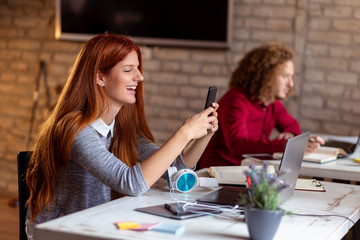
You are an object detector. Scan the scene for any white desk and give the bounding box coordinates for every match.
[242,158,360,182]
[35,179,360,240]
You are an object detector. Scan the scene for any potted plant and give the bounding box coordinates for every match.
[238,163,289,240]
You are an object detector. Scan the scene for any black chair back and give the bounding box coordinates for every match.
[17,151,32,240]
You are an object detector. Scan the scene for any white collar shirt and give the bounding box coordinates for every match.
[90,118,115,138]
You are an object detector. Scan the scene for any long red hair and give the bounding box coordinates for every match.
[26,34,154,221]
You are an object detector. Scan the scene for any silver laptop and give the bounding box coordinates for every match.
[277,131,310,203]
[343,133,360,159]
[348,139,360,159]
[196,131,310,206]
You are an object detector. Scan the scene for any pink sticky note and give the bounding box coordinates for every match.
[132,222,163,231]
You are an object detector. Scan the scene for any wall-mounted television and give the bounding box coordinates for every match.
[55,0,233,49]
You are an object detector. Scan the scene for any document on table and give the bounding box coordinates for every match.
[295,178,325,192]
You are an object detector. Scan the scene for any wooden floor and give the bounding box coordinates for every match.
[0,197,19,240]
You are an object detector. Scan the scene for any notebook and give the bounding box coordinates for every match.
[207,165,275,185]
[196,132,310,206]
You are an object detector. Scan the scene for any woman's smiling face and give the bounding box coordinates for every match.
[99,50,144,110]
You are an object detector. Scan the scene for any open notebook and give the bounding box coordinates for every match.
[293,133,360,163]
[207,165,275,186]
[301,147,347,163]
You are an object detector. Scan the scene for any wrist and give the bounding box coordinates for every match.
[177,125,193,143]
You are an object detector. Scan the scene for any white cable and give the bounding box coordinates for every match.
[181,201,244,214]
[169,182,197,203]
[180,203,244,220]
[169,183,244,220]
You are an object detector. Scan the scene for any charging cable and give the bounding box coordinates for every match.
[169,182,197,202]
[178,201,244,220]
[169,183,244,220]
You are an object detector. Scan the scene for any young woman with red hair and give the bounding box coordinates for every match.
[25,33,218,239]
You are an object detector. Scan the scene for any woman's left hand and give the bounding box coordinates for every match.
[207,102,219,134]
[181,102,219,140]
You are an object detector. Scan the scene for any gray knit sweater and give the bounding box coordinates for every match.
[25,124,187,239]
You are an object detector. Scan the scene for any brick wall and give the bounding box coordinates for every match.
[300,0,360,134]
[0,0,359,196]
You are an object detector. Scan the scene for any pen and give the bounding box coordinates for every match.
[309,136,325,145]
[309,137,321,144]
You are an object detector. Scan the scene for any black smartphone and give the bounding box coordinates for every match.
[164,202,222,216]
[204,86,217,110]
[164,203,187,215]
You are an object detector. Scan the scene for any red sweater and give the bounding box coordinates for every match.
[199,87,301,168]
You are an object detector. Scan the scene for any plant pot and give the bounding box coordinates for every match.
[244,206,284,240]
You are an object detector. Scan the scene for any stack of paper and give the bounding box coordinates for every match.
[115,221,184,234]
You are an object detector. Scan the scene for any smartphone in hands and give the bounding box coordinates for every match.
[204,86,217,110]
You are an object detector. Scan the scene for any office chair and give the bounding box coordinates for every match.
[17,151,32,240]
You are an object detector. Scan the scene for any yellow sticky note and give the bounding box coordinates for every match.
[115,221,140,230]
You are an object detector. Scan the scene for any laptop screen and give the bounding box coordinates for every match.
[277,131,309,203]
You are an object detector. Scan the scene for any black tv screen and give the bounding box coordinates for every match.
[55,0,233,48]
